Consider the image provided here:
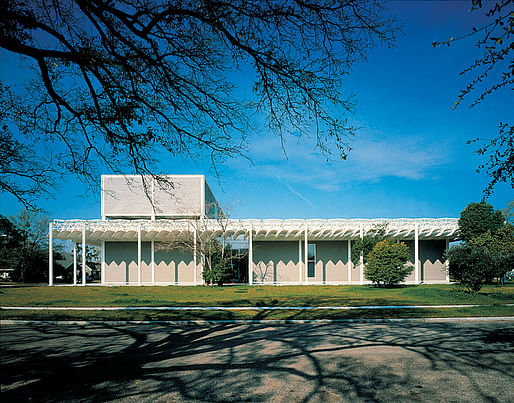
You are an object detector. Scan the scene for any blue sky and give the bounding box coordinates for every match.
[0,1,512,220]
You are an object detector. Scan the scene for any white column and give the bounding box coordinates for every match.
[347,239,352,284]
[101,241,105,284]
[445,238,449,282]
[248,225,253,285]
[193,230,197,285]
[415,222,419,284]
[298,239,302,283]
[137,222,142,286]
[151,240,155,285]
[82,223,86,286]
[73,243,77,285]
[48,222,53,286]
[151,178,156,221]
[359,223,364,285]
[304,223,308,285]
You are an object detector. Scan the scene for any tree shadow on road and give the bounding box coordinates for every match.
[1,321,513,402]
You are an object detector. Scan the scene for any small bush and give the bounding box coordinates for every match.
[365,240,412,287]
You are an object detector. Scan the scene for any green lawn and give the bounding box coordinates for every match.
[1,283,513,307]
[2,284,512,320]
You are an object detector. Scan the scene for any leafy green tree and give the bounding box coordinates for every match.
[503,200,514,224]
[351,222,388,265]
[448,202,513,291]
[201,240,234,286]
[468,223,514,284]
[364,240,411,287]
[458,201,504,242]
[446,243,491,292]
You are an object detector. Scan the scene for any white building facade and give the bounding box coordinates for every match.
[49,175,458,286]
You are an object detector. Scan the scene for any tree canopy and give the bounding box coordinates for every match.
[0,0,397,209]
[448,201,513,291]
[458,201,504,242]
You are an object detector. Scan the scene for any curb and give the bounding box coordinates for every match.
[2,317,514,326]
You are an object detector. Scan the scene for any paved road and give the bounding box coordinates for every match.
[1,321,513,402]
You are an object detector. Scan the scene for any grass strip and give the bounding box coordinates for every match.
[1,284,513,307]
[2,305,513,321]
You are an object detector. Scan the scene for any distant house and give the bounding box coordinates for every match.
[49,175,458,286]
[0,267,14,281]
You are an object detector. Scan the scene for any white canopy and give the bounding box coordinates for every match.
[52,218,459,246]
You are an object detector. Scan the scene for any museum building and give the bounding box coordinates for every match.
[49,175,459,286]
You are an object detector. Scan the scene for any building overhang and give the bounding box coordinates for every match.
[52,218,460,245]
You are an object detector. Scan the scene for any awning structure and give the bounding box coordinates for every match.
[52,218,459,245]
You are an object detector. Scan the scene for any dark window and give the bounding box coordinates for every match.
[308,244,316,277]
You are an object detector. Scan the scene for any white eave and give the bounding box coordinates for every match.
[52,218,460,245]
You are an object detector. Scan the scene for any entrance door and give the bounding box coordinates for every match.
[308,244,316,277]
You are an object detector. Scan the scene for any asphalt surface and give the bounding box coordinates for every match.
[1,321,513,402]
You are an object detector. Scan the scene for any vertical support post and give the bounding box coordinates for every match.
[73,242,77,286]
[347,239,352,284]
[304,223,308,285]
[445,238,449,282]
[82,223,86,286]
[193,230,197,285]
[101,241,105,284]
[48,222,53,286]
[415,222,419,284]
[248,225,253,285]
[137,222,142,286]
[359,223,364,285]
[298,239,302,283]
[151,240,155,285]
[151,178,156,221]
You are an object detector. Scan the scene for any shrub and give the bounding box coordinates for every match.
[447,223,514,290]
[202,258,233,286]
[446,243,491,292]
[201,241,235,286]
[365,240,412,287]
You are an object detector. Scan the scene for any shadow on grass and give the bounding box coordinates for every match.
[1,320,513,402]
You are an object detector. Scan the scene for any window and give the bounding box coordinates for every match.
[308,243,316,277]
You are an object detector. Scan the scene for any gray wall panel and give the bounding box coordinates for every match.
[154,244,194,283]
[253,241,299,283]
[421,240,447,281]
[317,241,348,282]
[105,241,151,284]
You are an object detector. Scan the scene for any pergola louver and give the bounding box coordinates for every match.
[52,218,459,245]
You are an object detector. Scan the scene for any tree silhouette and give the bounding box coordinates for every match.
[0,0,397,208]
